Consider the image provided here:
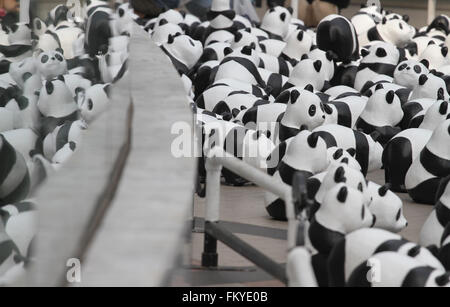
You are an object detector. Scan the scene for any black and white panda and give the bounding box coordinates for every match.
[394,60,429,90]
[0,23,33,62]
[78,83,110,123]
[279,88,326,141]
[1,129,40,168]
[259,38,287,58]
[324,94,368,129]
[346,251,450,287]
[259,6,292,40]
[420,175,450,249]
[405,119,450,204]
[359,17,415,48]
[202,119,274,185]
[161,34,203,76]
[409,73,449,101]
[257,67,289,97]
[195,42,232,68]
[419,42,450,71]
[203,0,236,44]
[427,15,450,36]
[280,29,313,64]
[36,50,68,80]
[316,15,359,63]
[284,59,326,91]
[265,131,328,220]
[404,36,442,60]
[400,98,435,129]
[231,29,261,52]
[383,128,433,192]
[0,135,30,207]
[312,124,384,175]
[85,0,113,57]
[258,52,293,77]
[409,100,450,130]
[306,183,375,286]
[37,79,79,136]
[306,48,336,84]
[356,86,403,145]
[205,91,268,118]
[354,41,404,92]
[328,228,445,287]
[150,21,184,45]
[351,4,382,37]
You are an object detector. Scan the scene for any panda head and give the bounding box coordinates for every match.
[410,73,449,101]
[37,78,77,118]
[9,57,38,89]
[427,15,450,36]
[319,183,374,234]
[232,30,261,52]
[198,42,232,64]
[242,129,275,171]
[36,50,68,80]
[283,130,328,173]
[225,45,259,65]
[420,100,450,130]
[307,48,336,81]
[283,88,326,131]
[61,74,92,99]
[426,119,450,160]
[205,30,235,46]
[289,59,325,91]
[79,84,110,123]
[157,9,185,25]
[419,42,450,70]
[33,18,48,37]
[362,85,403,127]
[207,0,234,29]
[326,147,361,171]
[378,18,415,47]
[367,182,407,233]
[48,4,69,27]
[315,163,368,205]
[359,4,383,22]
[6,23,32,46]
[163,34,203,69]
[234,15,253,30]
[361,41,401,66]
[260,6,292,39]
[151,22,183,45]
[282,29,313,61]
[111,3,133,36]
[394,60,429,89]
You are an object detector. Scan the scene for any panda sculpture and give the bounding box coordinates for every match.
[85,0,113,57]
[409,100,450,130]
[360,17,415,48]
[259,6,292,40]
[161,34,203,76]
[0,23,32,62]
[405,119,450,204]
[394,60,429,90]
[36,51,68,80]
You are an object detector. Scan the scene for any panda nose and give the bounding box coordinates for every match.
[322,115,325,119]
[51,57,55,60]
[407,67,410,70]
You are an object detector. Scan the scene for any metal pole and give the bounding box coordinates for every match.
[20,0,30,23]
[428,0,437,24]
[292,0,298,21]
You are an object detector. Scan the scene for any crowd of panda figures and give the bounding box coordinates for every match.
[0,0,131,285]
[147,0,450,287]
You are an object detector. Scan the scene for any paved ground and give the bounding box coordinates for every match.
[171,3,442,287]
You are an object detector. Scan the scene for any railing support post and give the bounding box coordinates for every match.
[428,0,437,24]
[201,156,222,267]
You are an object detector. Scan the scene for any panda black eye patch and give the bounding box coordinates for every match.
[376,48,387,57]
[309,105,316,116]
[398,64,407,71]
[88,99,94,111]
[55,53,64,62]
[396,208,401,221]
[41,55,49,63]
[414,65,422,73]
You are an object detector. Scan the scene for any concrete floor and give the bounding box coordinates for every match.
[171,2,441,288]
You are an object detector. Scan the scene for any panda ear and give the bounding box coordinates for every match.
[280,13,286,22]
[167,34,175,44]
[439,101,448,114]
[375,83,384,91]
[304,84,314,92]
[361,49,370,57]
[402,15,410,22]
[333,148,343,160]
[420,59,429,69]
[313,60,322,72]
[307,133,319,148]
[334,166,347,183]
[224,47,233,56]
[370,130,382,142]
[290,89,300,103]
[438,88,445,100]
[159,19,168,26]
[287,7,294,15]
[104,84,111,97]
[419,74,428,86]
[382,17,387,24]
[297,30,304,41]
[337,186,348,203]
[428,40,436,46]
[366,89,373,98]
[301,54,309,61]
[442,46,449,57]
[346,148,356,157]
[234,31,243,42]
[378,184,391,197]
[386,90,395,104]
[57,75,65,82]
[275,90,291,104]
[231,108,241,118]
[241,45,253,56]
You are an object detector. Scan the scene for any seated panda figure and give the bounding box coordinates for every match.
[409,100,450,130]
[203,0,237,44]
[400,98,435,129]
[284,58,326,92]
[419,42,450,71]
[259,6,293,41]
[405,119,450,204]
[394,60,429,90]
[161,33,203,77]
[328,228,445,287]
[0,23,33,63]
[150,21,184,46]
[85,0,113,57]
[359,17,415,48]
[347,251,450,287]
[36,50,68,81]
[410,73,449,101]
[280,29,313,65]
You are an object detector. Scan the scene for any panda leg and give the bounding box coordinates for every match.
[382,137,413,192]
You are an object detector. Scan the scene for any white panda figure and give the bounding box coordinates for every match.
[400,98,436,129]
[306,48,335,83]
[151,21,183,46]
[43,120,87,161]
[427,15,450,37]
[409,73,449,101]
[328,228,444,287]
[354,41,403,92]
[419,42,450,70]
[258,52,293,77]
[394,60,429,90]
[8,57,39,90]
[259,6,293,40]
[60,74,92,99]
[280,29,313,64]
[406,119,450,204]
[231,30,261,52]
[85,0,113,57]
[37,79,79,136]
[279,87,326,141]
[351,5,382,37]
[161,34,203,75]
[366,181,408,232]
[36,51,68,80]
[347,251,450,287]
[0,135,30,206]
[326,147,361,171]
[257,67,289,98]
[405,36,442,60]
[383,128,433,192]
[356,85,403,145]
[32,18,47,38]
[208,92,268,118]
[360,17,414,48]
[52,141,77,166]
[410,100,450,130]
[325,93,368,129]
[78,83,110,123]
[420,175,450,248]
[0,201,37,258]
[312,124,384,176]
[285,59,325,91]
[1,128,39,167]
[265,131,328,220]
